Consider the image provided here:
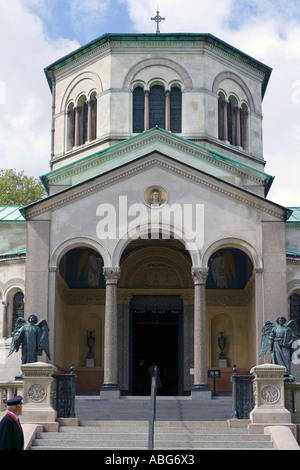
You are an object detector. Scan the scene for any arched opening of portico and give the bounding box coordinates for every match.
[206,247,255,390]
[118,238,193,396]
[55,246,105,391]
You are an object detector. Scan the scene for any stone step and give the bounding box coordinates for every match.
[29,420,273,450]
[74,395,233,421]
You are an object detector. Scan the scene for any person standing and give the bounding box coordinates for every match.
[0,395,24,450]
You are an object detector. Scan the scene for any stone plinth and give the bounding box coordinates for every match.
[250,363,291,424]
[21,362,57,423]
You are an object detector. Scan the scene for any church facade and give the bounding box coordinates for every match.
[1,32,300,398]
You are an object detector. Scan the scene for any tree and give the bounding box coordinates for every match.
[0,169,46,205]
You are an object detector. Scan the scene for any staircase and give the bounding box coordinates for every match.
[29,395,273,450]
[29,420,273,450]
[74,395,234,421]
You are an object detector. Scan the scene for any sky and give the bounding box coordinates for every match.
[0,0,300,208]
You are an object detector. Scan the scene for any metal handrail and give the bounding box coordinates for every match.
[148,365,157,450]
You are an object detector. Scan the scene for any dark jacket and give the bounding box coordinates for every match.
[0,412,24,450]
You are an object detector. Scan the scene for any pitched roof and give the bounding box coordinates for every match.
[40,127,274,196]
[0,206,25,221]
[287,207,300,223]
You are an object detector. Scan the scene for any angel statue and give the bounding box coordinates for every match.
[8,314,51,364]
[259,316,297,381]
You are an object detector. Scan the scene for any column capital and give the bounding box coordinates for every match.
[103,267,121,284]
[191,267,209,285]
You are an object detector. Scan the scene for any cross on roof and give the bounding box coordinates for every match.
[151,10,165,33]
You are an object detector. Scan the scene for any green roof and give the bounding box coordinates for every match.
[44,33,272,98]
[0,247,26,257]
[40,127,274,195]
[0,206,25,221]
[287,207,300,222]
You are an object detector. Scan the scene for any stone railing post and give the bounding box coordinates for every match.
[249,363,291,424]
[21,362,57,423]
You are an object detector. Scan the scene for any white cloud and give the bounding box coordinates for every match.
[0,0,79,178]
[69,0,110,36]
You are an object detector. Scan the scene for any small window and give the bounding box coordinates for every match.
[149,85,165,129]
[170,87,182,133]
[133,87,145,133]
[67,103,75,150]
[89,91,97,141]
[218,93,248,150]
[12,292,24,332]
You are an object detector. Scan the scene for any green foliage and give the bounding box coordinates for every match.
[0,169,46,205]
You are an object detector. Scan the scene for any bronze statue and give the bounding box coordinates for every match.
[8,314,51,364]
[259,316,297,381]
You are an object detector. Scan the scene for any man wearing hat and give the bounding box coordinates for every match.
[0,395,24,450]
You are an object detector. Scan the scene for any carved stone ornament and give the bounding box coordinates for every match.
[28,384,47,402]
[261,385,280,404]
[144,185,168,207]
[191,267,209,285]
[103,267,121,284]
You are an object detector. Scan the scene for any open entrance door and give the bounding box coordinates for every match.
[130,296,183,396]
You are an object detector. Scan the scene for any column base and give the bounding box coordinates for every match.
[191,384,212,401]
[100,383,120,400]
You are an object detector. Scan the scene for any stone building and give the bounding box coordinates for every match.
[1,32,300,398]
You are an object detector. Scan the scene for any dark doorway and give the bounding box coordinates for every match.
[130,296,183,396]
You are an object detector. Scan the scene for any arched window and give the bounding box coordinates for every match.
[88,91,97,141]
[290,293,300,338]
[170,87,182,133]
[66,92,97,150]
[67,103,75,151]
[218,92,226,141]
[241,103,249,151]
[76,94,88,146]
[218,93,249,150]
[149,85,165,129]
[133,86,145,133]
[133,84,182,134]
[227,95,237,146]
[12,292,24,331]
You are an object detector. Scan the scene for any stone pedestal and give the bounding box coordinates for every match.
[250,363,291,424]
[21,362,57,423]
[219,359,227,368]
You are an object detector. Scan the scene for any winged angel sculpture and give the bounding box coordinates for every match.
[259,316,297,381]
[8,314,51,364]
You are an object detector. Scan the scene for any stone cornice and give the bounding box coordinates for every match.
[42,129,270,192]
[24,154,287,222]
[45,34,271,96]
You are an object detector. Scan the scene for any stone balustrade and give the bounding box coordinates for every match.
[0,381,23,412]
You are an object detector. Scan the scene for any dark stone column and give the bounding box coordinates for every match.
[100,267,121,399]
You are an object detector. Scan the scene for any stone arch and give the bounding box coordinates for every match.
[111,224,201,269]
[202,237,263,271]
[119,244,193,289]
[287,280,300,299]
[124,58,193,89]
[60,71,103,112]
[49,236,110,269]
[3,281,25,304]
[212,71,256,113]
